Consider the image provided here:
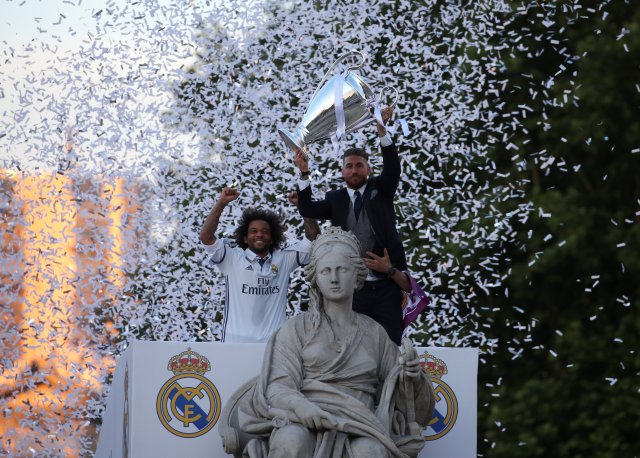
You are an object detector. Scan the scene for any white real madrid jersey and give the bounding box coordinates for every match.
[204,237,311,343]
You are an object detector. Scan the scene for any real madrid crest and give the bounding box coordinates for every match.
[270,263,278,273]
[156,348,221,438]
[420,352,459,441]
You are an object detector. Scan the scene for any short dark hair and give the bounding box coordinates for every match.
[343,147,369,161]
[233,207,285,251]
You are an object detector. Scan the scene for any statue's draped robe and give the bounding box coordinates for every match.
[236,313,435,457]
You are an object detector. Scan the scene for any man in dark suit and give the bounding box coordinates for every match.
[293,106,410,345]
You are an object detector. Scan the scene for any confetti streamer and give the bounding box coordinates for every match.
[0,0,627,455]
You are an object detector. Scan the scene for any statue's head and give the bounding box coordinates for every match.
[304,227,368,318]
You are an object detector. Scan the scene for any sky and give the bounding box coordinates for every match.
[1,0,118,166]
[1,0,93,100]
[0,0,201,172]
[1,0,97,47]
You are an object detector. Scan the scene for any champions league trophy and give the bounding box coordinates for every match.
[278,52,398,154]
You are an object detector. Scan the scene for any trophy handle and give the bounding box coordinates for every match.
[379,85,399,108]
[311,51,366,102]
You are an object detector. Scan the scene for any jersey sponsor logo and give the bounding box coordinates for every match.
[241,276,280,295]
[421,352,459,441]
[241,284,281,294]
[156,348,221,438]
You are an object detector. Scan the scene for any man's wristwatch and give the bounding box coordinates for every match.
[300,170,310,178]
[386,266,397,277]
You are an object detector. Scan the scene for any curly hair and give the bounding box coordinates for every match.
[233,207,286,251]
[304,227,368,332]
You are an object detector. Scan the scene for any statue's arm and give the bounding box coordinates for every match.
[377,334,432,400]
[265,323,338,430]
[265,326,306,410]
[398,339,435,426]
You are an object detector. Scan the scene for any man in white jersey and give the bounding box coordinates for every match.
[200,187,320,343]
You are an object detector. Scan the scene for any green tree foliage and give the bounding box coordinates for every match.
[479,2,640,456]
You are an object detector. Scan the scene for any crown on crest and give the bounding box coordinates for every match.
[420,352,448,379]
[168,348,211,375]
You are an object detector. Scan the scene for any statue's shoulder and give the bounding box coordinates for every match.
[356,312,386,331]
[275,313,312,340]
[355,313,398,345]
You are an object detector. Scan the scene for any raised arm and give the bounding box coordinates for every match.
[376,105,392,138]
[199,187,240,245]
[288,191,321,241]
[376,106,401,195]
[292,148,332,220]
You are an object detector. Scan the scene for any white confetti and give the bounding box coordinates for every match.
[0,0,627,454]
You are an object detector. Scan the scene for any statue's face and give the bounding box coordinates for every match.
[315,247,356,302]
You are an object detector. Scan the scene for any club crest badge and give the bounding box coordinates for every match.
[156,348,221,438]
[421,352,459,441]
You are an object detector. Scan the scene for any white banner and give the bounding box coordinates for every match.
[96,341,477,458]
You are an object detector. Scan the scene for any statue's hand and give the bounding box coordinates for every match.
[293,401,338,430]
[399,338,421,379]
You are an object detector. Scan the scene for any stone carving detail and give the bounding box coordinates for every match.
[219,227,434,457]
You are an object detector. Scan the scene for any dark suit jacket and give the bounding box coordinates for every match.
[297,141,407,271]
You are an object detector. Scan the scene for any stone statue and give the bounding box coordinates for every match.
[219,227,435,457]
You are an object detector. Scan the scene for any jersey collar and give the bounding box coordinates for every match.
[244,248,272,264]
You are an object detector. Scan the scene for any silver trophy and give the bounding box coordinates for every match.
[278,52,397,154]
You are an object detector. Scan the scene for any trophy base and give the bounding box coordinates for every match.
[278,129,305,154]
